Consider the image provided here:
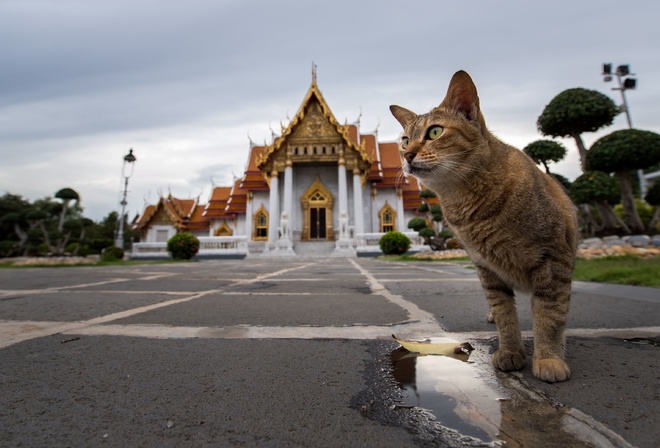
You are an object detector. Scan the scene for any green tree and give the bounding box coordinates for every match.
[523,140,567,174]
[537,88,618,171]
[570,171,629,236]
[644,182,660,232]
[54,187,80,232]
[0,193,33,256]
[587,129,660,234]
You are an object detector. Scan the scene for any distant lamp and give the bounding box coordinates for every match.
[124,149,137,163]
[616,64,630,76]
[115,148,137,250]
[602,63,612,75]
[623,78,637,89]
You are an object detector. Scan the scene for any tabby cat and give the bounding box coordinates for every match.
[390,71,578,383]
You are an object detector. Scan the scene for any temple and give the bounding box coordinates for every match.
[131,74,427,258]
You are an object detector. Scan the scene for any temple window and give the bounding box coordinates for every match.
[379,203,396,233]
[254,206,269,241]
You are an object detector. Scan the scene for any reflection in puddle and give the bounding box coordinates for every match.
[391,347,504,444]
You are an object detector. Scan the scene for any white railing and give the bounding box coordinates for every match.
[131,236,249,258]
[355,232,426,255]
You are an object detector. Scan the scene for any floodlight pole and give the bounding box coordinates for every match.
[115,149,137,249]
[602,64,645,193]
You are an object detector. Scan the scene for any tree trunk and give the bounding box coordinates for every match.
[646,206,660,234]
[13,223,29,255]
[579,204,596,238]
[571,132,588,172]
[595,201,630,235]
[616,170,645,234]
[38,221,54,254]
[58,200,69,232]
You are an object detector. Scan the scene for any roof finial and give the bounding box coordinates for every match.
[312,62,317,84]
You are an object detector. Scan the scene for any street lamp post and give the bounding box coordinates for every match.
[601,63,646,193]
[115,148,137,249]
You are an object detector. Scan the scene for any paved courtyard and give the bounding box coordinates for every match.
[1,258,658,447]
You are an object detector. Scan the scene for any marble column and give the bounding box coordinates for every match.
[352,168,364,235]
[283,159,293,236]
[338,157,348,221]
[245,192,253,240]
[396,188,406,232]
[267,170,279,246]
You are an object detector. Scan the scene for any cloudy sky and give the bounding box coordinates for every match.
[1,0,658,221]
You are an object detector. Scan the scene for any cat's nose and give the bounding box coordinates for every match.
[403,151,416,163]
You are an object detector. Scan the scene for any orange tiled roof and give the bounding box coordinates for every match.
[361,134,383,181]
[373,142,403,189]
[185,202,209,231]
[225,179,248,214]
[240,146,269,190]
[203,186,235,219]
[133,195,210,232]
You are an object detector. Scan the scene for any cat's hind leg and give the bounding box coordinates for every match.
[476,266,526,371]
[530,262,572,383]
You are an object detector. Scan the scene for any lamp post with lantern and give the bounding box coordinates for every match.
[114,148,137,249]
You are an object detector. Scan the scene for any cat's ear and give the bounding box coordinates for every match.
[389,105,417,128]
[441,70,480,122]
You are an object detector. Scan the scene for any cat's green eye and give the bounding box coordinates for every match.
[401,137,409,149]
[426,126,444,140]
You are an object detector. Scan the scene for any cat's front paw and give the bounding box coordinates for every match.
[492,349,526,371]
[533,357,571,383]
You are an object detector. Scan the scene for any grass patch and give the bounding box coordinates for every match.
[573,255,660,288]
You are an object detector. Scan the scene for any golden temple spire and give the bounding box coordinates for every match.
[311,62,317,84]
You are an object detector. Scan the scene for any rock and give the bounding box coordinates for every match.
[624,235,651,248]
[581,237,604,249]
[650,235,660,247]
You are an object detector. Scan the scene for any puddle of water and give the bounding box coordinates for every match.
[390,344,630,448]
[391,347,504,444]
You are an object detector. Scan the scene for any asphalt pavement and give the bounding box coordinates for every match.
[0,257,658,447]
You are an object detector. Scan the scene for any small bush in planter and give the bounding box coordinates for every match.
[167,232,200,260]
[379,231,411,255]
[101,246,124,261]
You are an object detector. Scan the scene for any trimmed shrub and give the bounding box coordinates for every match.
[167,232,200,260]
[101,246,124,261]
[379,231,411,255]
[407,217,427,232]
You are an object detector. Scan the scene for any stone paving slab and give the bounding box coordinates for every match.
[106,293,410,327]
[0,291,181,322]
[0,336,418,448]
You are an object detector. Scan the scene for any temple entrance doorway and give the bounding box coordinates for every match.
[301,177,334,242]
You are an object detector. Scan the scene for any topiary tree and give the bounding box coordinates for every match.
[644,182,660,232]
[570,171,629,235]
[167,232,200,260]
[378,231,411,255]
[407,217,427,232]
[537,88,618,171]
[523,140,567,174]
[54,187,80,232]
[587,129,660,234]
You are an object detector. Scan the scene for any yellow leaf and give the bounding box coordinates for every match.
[392,334,474,359]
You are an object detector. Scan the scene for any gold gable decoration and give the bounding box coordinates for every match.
[257,77,372,177]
